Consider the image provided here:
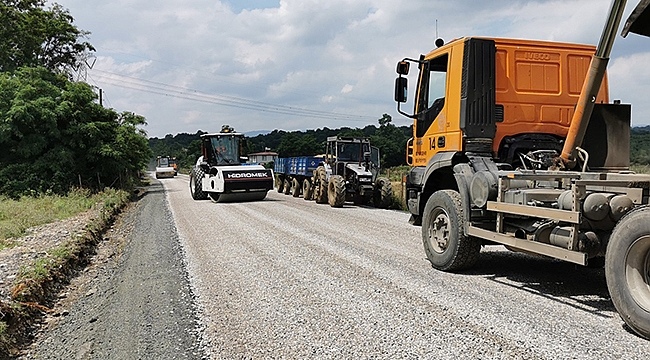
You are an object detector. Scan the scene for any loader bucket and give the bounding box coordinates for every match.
[622,0,650,37]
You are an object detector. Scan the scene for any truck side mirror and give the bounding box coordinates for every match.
[396,61,410,75]
[394,77,408,103]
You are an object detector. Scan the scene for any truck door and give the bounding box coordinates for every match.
[413,53,449,164]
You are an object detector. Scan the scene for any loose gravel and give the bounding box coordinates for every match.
[166,175,650,359]
[22,180,206,359]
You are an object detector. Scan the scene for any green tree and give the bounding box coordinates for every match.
[370,114,408,168]
[0,0,94,74]
[0,67,151,197]
[277,132,323,157]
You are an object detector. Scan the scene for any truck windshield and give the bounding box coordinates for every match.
[210,136,241,165]
[337,142,372,162]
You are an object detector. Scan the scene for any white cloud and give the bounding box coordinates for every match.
[49,0,650,137]
[341,84,354,94]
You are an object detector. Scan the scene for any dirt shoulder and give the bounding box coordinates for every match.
[18,180,206,359]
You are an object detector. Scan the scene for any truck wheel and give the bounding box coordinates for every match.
[292,178,301,197]
[422,190,480,272]
[373,177,393,209]
[277,175,285,193]
[303,178,313,200]
[315,166,328,204]
[328,175,346,207]
[189,168,208,200]
[283,178,292,195]
[606,206,650,339]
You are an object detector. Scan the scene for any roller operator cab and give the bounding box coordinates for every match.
[189,126,274,202]
[394,0,650,340]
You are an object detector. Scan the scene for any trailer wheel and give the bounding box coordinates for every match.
[328,175,346,207]
[283,178,292,195]
[292,178,301,197]
[373,177,393,209]
[315,166,328,204]
[189,167,208,200]
[422,190,480,271]
[303,178,313,200]
[277,175,285,193]
[606,206,650,339]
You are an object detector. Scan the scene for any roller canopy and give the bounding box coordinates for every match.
[622,0,650,37]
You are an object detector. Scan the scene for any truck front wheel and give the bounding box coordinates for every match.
[422,190,480,272]
[606,206,650,339]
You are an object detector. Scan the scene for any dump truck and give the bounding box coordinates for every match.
[306,136,393,208]
[394,0,650,339]
[274,156,321,197]
[189,126,274,202]
[155,156,176,179]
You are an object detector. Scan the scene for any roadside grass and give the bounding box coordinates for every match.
[384,166,410,210]
[0,189,116,250]
[0,188,131,357]
[631,164,650,174]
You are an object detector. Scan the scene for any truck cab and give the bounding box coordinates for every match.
[395,37,630,222]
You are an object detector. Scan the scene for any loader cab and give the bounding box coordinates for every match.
[201,133,244,166]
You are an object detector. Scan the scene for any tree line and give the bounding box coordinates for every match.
[0,1,152,198]
[148,114,412,171]
[151,121,650,173]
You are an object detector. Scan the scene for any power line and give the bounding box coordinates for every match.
[89,70,377,122]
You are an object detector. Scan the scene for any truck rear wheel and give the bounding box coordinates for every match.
[303,178,313,200]
[189,168,208,200]
[606,206,650,339]
[422,190,480,272]
[315,166,328,204]
[283,178,292,195]
[328,175,346,207]
[277,175,285,193]
[373,177,393,209]
[292,178,301,197]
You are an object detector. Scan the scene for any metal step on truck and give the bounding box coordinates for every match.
[394,0,650,339]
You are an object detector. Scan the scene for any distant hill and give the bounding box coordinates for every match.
[244,130,271,137]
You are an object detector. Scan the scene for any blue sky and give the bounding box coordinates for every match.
[48,0,650,138]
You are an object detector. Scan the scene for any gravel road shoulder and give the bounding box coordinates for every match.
[20,180,206,359]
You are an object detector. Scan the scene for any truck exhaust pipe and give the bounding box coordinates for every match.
[560,0,628,166]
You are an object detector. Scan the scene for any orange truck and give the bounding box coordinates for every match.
[394,0,650,338]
